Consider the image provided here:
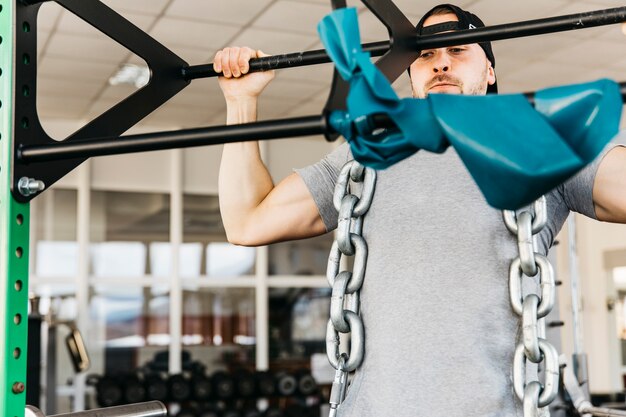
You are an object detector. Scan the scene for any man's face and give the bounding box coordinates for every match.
[409,13,496,98]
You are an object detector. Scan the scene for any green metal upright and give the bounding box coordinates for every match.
[0,1,30,416]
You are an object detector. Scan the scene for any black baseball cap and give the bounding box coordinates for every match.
[414,3,498,94]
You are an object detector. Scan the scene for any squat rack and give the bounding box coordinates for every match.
[1,0,626,416]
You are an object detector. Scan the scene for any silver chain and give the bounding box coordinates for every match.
[326,160,376,417]
[504,196,560,417]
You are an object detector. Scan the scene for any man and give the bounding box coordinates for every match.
[214,4,626,416]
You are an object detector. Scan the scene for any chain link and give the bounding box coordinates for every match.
[326,160,376,414]
[504,197,560,416]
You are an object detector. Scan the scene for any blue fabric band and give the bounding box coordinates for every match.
[318,8,622,209]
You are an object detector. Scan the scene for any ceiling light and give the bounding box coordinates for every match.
[108,64,150,88]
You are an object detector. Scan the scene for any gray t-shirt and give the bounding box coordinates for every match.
[296,131,625,417]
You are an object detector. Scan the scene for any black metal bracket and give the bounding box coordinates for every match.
[322,0,419,141]
[361,0,419,82]
[12,0,189,203]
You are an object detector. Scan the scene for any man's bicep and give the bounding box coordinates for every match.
[593,146,626,223]
[249,173,328,245]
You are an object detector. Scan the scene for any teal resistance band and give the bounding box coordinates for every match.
[318,8,622,210]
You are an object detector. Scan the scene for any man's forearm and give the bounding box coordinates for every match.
[219,98,274,243]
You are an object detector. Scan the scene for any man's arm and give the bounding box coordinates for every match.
[215,47,327,246]
[593,146,626,223]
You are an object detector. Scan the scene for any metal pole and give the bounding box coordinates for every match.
[0,1,31,416]
[18,115,328,163]
[169,149,183,375]
[581,407,626,417]
[182,7,626,80]
[568,215,591,398]
[568,215,585,354]
[46,401,167,417]
[73,161,91,411]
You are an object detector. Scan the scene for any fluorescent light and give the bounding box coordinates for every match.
[108,64,150,88]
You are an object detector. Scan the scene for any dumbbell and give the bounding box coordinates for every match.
[123,373,147,404]
[234,370,257,398]
[192,372,213,401]
[255,371,276,397]
[295,370,317,396]
[275,372,297,397]
[212,371,236,400]
[144,373,169,402]
[169,373,192,402]
[93,375,123,407]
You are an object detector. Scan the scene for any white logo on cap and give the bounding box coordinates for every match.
[468,23,476,29]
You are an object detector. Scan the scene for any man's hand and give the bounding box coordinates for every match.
[214,47,275,103]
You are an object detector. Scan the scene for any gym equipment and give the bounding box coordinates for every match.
[123,375,147,405]
[2,0,626,416]
[191,373,213,401]
[144,374,169,403]
[566,216,591,400]
[295,370,317,396]
[255,371,276,397]
[563,363,626,417]
[233,370,256,398]
[168,374,192,403]
[30,298,91,413]
[275,373,298,397]
[91,373,153,407]
[93,375,124,408]
[211,371,236,400]
[25,401,167,416]
[5,1,626,205]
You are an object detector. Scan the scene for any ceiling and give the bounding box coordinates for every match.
[33,0,626,139]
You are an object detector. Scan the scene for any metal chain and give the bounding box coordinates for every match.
[503,196,560,417]
[326,160,376,417]
[324,164,556,417]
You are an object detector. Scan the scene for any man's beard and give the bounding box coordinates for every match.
[421,66,489,97]
[425,74,463,93]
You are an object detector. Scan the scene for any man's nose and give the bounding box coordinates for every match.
[432,52,450,73]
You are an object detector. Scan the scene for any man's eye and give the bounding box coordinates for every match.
[419,52,433,59]
[449,48,464,53]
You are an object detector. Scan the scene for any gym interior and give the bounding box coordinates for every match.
[2,1,626,417]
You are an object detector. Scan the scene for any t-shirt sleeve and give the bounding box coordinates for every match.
[295,142,353,232]
[557,130,626,219]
